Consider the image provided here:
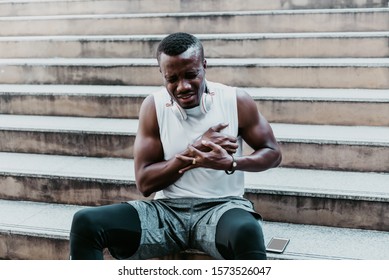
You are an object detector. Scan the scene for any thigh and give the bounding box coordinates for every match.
[82,203,140,229]
[126,200,189,259]
[70,202,141,259]
[190,197,260,259]
[215,208,266,260]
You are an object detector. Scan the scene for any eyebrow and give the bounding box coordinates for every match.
[164,69,200,79]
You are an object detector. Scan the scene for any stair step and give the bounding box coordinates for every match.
[1,0,386,16]
[0,152,387,230]
[262,221,389,260]
[0,152,141,205]
[245,167,389,231]
[270,123,389,172]
[248,87,389,126]
[0,114,136,158]
[0,84,154,118]
[1,32,388,58]
[0,115,388,171]
[0,58,388,89]
[0,199,82,260]
[0,9,388,36]
[1,85,388,126]
[0,199,387,259]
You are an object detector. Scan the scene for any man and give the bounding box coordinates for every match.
[70,32,282,260]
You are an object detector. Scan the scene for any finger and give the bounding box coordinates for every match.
[176,153,198,173]
[211,122,229,132]
[175,154,193,163]
[178,165,193,174]
[225,135,238,143]
[224,147,238,154]
[201,140,223,152]
[176,147,201,165]
[224,142,239,151]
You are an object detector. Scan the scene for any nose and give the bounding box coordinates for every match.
[177,79,191,94]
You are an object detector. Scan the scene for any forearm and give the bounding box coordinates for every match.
[136,151,192,197]
[234,147,282,172]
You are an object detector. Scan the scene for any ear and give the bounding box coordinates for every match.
[203,59,207,70]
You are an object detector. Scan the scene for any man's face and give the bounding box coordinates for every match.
[159,47,207,109]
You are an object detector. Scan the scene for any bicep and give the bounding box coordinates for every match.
[237,89,279,151]
[134,95,164,170]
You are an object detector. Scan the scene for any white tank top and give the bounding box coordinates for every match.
[152,81,244,199]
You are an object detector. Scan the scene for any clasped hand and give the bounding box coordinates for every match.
[175,123,238,174]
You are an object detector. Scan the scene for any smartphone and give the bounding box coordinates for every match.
[266,237,290,253]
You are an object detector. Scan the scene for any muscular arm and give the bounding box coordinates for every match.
[134,95,188,197]
[235,88,282,171]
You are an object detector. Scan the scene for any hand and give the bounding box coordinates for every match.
[193,123,238,155]
[176,140,233,174]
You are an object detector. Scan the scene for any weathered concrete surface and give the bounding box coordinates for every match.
[1,0,386,17]
[1,9,388,36]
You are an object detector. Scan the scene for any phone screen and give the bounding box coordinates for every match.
[266,238,290,253]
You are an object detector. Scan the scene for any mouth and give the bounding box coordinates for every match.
[178,94,194,100]
[176,93,196,106]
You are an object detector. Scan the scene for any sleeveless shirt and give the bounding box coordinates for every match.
[152,81,244,199]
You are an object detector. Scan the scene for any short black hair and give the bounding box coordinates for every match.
[156,32,204,62]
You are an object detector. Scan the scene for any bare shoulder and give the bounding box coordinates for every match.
[236,87,252,100]
[138,94,159,135]
[236,87,260,127]
[140,94,155,112]
[236,88,258,112]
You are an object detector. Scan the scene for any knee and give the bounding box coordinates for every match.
[70,208,99,237]
[232,220,266,259]
[233,220,263,243]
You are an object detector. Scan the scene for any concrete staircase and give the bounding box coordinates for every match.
[0,0,388,260]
